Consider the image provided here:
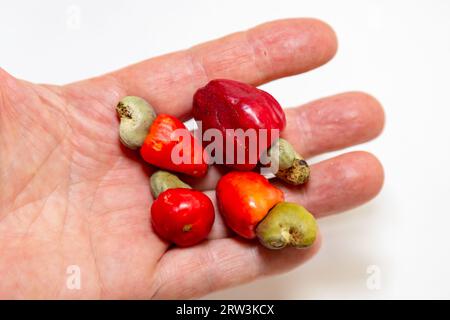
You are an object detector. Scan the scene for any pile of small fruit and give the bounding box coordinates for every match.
[116,79,317,249]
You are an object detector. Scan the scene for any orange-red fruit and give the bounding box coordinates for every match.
[140,114,208,178]
[151,188,215,247]
[216,171,284,239]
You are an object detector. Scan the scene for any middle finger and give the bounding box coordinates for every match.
[186,91,384,190]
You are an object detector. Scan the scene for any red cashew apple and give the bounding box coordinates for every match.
[216,171,318,249]
[216,171,284,239]
[151,188,215,247]
[193,79,286,171]
[140,114,208,178]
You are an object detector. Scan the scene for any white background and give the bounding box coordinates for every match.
[1,0,450,299]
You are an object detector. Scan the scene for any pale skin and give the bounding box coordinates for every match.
[0,18,384,299]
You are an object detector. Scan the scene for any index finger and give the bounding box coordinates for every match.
[66,18,337,119]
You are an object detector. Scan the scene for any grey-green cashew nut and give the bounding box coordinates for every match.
[269,138,310,185]
[150,170,191,198]
[116,96,156,150]
[256,202,317,250]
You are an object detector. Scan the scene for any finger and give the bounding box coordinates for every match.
[186,92,384,190]
[279,151,384,217]
[65,18,337,118]
[282,92,385,158]
[204,151,383,239]
[152,235,321,299]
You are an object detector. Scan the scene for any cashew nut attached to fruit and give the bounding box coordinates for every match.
[269,138,310,185]
[256,202,317,249]
[116,96,156,150]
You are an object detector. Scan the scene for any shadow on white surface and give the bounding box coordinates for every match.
[204,200,393,299]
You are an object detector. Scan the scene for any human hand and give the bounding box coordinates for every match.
[0,18,384,299]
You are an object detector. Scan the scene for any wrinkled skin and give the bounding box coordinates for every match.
[0,18,384,299]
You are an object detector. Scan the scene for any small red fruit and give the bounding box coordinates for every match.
[151,188,215,247]
[193,79,286,171]
[216,171,284,239]
[140,114,208,178]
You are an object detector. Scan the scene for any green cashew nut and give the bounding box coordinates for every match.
[256,202,317,250]
[269,138,310,185]
[150,170,191,198]
[271,138,296,170]
[116,96,156,150]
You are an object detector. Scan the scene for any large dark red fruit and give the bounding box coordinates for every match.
[193,79,286,171]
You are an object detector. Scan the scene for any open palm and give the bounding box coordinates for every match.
[0,19,384,299]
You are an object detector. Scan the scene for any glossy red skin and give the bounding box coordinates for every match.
[193,79,286,171]
[140,114,208,178]
[216,172,284,239]
[151,188,215,247]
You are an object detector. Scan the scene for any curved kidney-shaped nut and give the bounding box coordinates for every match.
[269,138,296,170]
[256,202,317,249]
[269,138,310,185]
[150,170,191,199]
[116,96,156,150]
